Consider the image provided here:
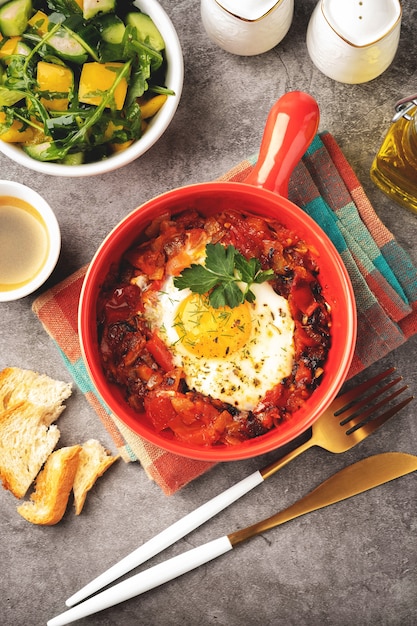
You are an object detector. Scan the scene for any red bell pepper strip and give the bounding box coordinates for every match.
[146,332,174,372]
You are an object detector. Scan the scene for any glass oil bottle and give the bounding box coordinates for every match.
[370,94,417,213]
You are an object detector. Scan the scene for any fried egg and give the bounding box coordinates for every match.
[145,277,295,411]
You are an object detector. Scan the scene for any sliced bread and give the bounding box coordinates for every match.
[17,445,82,525]
[0,401,61,498]
[73,439,119,515]
[0,366,72,498]
[0,366,72,420]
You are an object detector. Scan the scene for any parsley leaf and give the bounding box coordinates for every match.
[174,262,219,294]
[173,243,274,309]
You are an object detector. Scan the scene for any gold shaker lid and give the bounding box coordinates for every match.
[215,0,282,21]
[321,0,401,47]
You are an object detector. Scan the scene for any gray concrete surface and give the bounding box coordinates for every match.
[1,1,417,625]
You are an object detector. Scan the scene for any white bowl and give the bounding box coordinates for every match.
[0,0,184,177]
[0,180,60,301]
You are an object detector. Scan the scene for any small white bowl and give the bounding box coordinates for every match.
[0,0,184,177]
[0,180,60,301]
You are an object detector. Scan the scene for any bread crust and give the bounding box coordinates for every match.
[17,446,82,525]
[73,439,119,515]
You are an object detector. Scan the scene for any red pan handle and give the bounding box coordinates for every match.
[243,91,320,198]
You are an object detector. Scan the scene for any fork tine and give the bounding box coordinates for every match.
[343,385,411,431]
[346,395,414,439]
[339,377,405,424]
[334,367,397,415]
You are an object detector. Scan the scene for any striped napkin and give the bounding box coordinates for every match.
[32,132,417,495]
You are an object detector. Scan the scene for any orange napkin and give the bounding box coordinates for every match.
[32,133,417,495]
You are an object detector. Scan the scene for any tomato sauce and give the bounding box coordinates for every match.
[97,209,332,447]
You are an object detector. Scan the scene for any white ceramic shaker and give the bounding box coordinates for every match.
[306,0,402,84]
[200,0,294,56]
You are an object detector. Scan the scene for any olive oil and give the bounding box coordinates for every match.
[0,196,49,291]
[370,100,417,213]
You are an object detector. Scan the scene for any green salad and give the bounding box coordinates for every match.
[0,0,174,164]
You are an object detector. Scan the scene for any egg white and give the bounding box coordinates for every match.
[145,277,295,412]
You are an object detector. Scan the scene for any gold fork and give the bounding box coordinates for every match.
[66,367,413,608]
[261,366,412,478]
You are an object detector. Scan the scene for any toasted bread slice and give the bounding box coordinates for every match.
[73,439,119,515]
[0,401,61,498]
[17,445,82,525]
[0,366,72,420]
[0,367,72,498]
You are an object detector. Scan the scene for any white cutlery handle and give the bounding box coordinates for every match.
[48,536,233,626]
[66,469,264,607]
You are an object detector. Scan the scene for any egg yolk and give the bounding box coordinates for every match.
[174,293,252,359]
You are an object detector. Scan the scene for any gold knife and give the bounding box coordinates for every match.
[48,452,417,626]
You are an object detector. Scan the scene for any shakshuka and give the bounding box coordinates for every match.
[97,209,332,446]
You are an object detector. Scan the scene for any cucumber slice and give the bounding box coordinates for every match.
[126,12,165,51]
[93,13,125,44]
[46,27,89,64]
[23,141,55,161]
[83,0,115,21]
[15,40,31,56]
[61,151,84,165]
[0,0,32,37]
[63,16,101,61]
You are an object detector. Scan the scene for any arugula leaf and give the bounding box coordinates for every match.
[126,62,149,105]
[173,243,274,309]
[87,102,142,147]
[45,112,78,140]
[124,101,143,138]
[148,84,175,96]
[45,0,82,16]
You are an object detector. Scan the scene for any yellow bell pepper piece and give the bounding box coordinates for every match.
[0,36,21,60]
[104,121,134,154]
[110,140,134,153]
[28,10,49,35]
[78,62,128,110]
[0,112,35,143]
[37,61,73,111]
[139,94,168,119]
[103,120,123,140]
